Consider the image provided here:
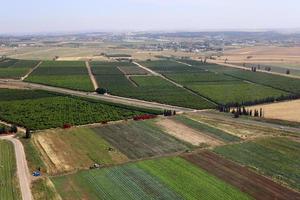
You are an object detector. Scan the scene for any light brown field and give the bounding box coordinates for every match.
[220,46,300,66]
[186,112,296,139]
[247,99,300,123]
[33,128,128,174]
[156,118,222,146]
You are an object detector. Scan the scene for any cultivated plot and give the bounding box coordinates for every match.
[0,89,155,130]
[183,151,300,200]
[0,140,21,200]
[92,120,191,159]
[91,61,215,109]
[0,58,39,79]
[142,60,292,106]
[33,127,128,174]
[52,157,251,200]
[214,137,300,191]
[26,61,94,91]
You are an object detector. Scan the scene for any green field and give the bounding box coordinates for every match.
[224,70,300,94]
[174,115,241,142]
[0,89,159,130]
[0,140,21,200]
[188,81,287,105]
[26,61,94,91]
[52,157,251,200]
[92,120,190,159]
[0,59,39,79]
[141,60,292,106]
[91,61,215,109]
[214,137,300,190]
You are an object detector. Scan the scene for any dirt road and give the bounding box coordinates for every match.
[0,135,32,200]
[85,61,99,90]
[21,61,43,81]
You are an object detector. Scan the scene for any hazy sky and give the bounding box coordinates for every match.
[1,0,300,34]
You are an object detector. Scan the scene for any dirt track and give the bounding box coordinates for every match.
[0,135,32,200]
[183,151,300,200]
[85,61,99,90]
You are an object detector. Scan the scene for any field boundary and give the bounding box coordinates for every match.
[21,61,43,81]
[134,61,218,106]
[85,61,98,90]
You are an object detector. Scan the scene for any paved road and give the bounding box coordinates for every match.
[0,135,32,200]
[0,79,196,112]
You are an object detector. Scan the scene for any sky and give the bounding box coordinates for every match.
[1,0,300,34]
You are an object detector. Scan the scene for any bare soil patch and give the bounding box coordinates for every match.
[247,100,300,123]
[183,151,300,200]
[156,118,222,146]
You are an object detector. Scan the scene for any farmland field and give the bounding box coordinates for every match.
[214,137,300,191]
[224,69,300,94]
[0,140,21,200]
[118,65,149,75]
[0,89,156,130]
[0,58,39,79]
[33,127,128,174]
[183,151,300,200]
[173,115,241,142]
[31,178,60,200]
[26,61,94,91]
[187,81,287,105]
[186,111,299,138]
[247,99,300,123]
[141,60,292,105]
[91,61,215,109]
[92,120,191,159]
[52,157,251,200]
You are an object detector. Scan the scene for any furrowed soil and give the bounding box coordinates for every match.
[183,151,300,200]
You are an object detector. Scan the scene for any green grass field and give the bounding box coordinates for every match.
[0,140,21,200]
[52,157,251,200]
[214,137,300,191]
[92,120,190,159]
[0,59,39,79]
[26,61,94,91]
